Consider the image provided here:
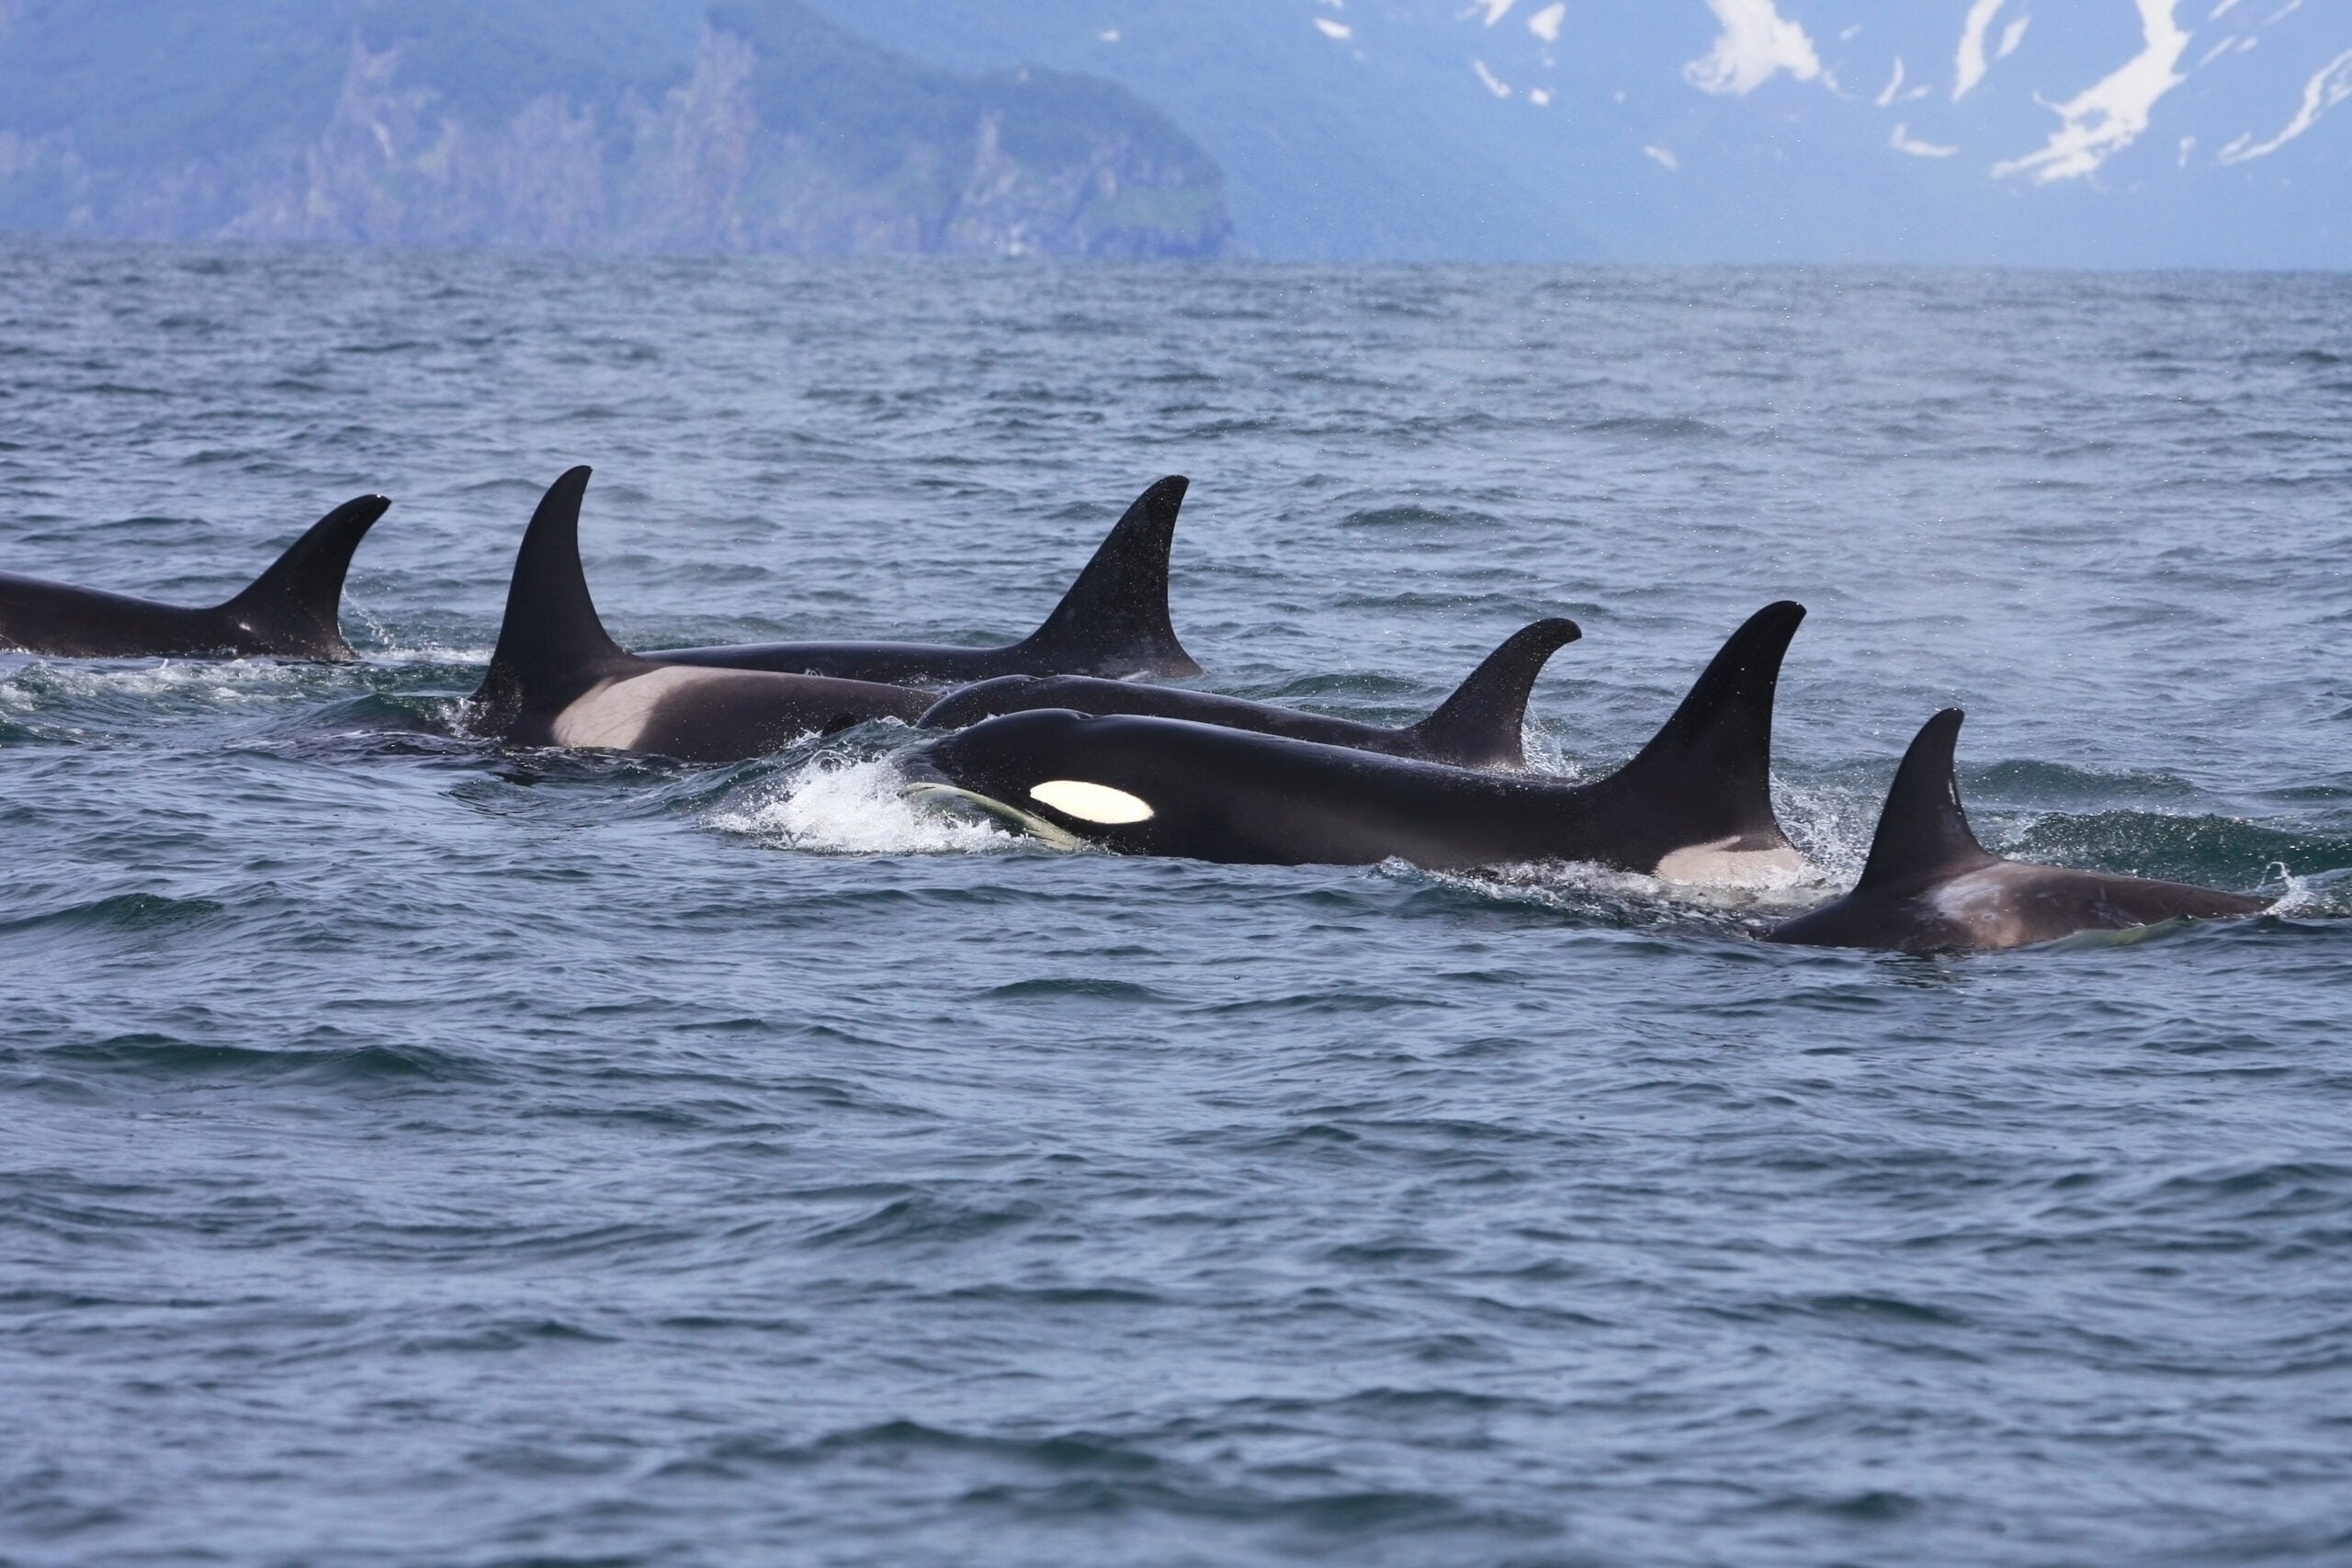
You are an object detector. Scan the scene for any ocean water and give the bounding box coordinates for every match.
[2,242,2349,1567]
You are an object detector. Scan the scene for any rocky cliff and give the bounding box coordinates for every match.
[0,0,1232,257]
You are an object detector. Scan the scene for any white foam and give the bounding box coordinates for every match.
[1473,59,1512,97]
[1993,0,2190,184]
[0,656,297,708]
[1683,0,1823,96]
[1644,143,1679,170]
[1998,14,2031,59]
[1314,17,1352,40]
[1423,851,1836,922]
[1527,4,1565,44]
[710,756,1011,855]
[2216,45,2352,163]
[1954,0,2006,100]
[1476,0,1518,26]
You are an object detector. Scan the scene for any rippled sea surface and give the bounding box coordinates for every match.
[4,243,2350,1567]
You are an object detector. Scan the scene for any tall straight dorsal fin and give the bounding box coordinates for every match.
[218,493,390,660]
[1018,476,1200,678]
[471,467,634,725]
[1604,601,1805,844]
[1854,708,1999,890]
[1403,618,1581,769]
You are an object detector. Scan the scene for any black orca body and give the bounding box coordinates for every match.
[0,494,390,660]
[469,468,933,763]
[642,476,1200,683]
[916,618,1583,772]
[907,603,1811,880]
[1769,709,2271,953]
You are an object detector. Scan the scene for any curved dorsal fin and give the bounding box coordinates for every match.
[471,467,634,724]
[1018,476,1200,678]
[1403,618,1581,769]
[1603,601,1805,843]
[1854,708,1999,890]
[218,493,390,659]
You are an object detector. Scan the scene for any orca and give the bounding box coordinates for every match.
[915,617,1583,772]
[1767,708,2271,953]
[468,467,933,762]
[0,494,390,660]
[904,602,1812,882]
[640,476,1201,683]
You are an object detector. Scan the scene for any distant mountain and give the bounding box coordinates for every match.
[0,0,1232,257]
[807,0,2352,267]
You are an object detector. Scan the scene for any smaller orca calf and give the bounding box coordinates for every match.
[906,603,1811,881]
[915,618,1583,772]
[1768,709,2271,953]
[641,476,1201,683]
[0,494,390,660]
[469,467,933,762]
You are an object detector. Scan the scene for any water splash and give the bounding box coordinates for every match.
[710,751,1016,855]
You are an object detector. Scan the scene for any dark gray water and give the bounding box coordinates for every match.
[3,243,2350,1567]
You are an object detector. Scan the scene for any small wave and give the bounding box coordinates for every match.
[2007,810,2350,888]
[0,892,227,939]
[35,1033,476,1086]
[711,753,1013,855]
[1579,414,1727,440]
[1340,503,1505,531]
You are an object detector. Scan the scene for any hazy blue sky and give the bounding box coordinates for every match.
[2,0,2345,264]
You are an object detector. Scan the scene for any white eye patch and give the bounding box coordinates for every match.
[1029,779,1154,824]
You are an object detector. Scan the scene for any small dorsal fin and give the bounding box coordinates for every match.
[218,493,390,660]
[1604,601,1805,843]
[1403,618,1581,769]
[1018,476,1200,678]
[1854,708,1999,890]
[471,467,634,725]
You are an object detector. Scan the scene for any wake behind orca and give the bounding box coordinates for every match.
[469,468,933,763]
[0,494,390,660]
[1768,709,2272,953]
[915,617,1584,772]
[643,476,1200,684]
[907,603,1811,881]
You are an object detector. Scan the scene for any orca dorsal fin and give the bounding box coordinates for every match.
[1017,476,1200,678]
[1402,618,1582,769]
[218,493,390,660]
[472,467,636,725]
[1854,708,2000,891]
[1604,601,1805,843]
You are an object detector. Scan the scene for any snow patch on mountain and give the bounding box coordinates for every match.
[2219,43,2352,160]
[1954,0,2008,100]
[1892,123,1960,158]
[1683,0,1823,96]
[1994,0,2191,181]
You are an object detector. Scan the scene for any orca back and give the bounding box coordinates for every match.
[0,493,388,660]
